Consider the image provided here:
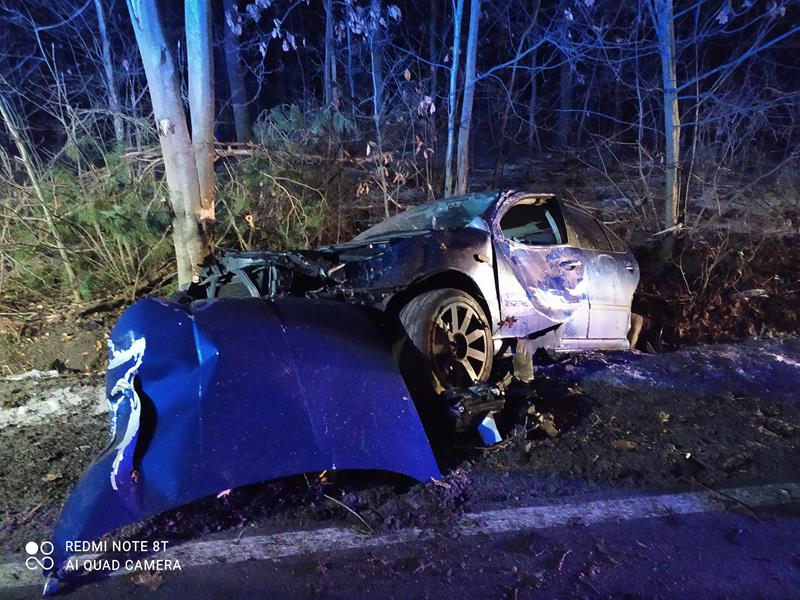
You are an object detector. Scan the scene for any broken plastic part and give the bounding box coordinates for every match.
[478,414,503,445]
[47,297,440,579]
[443,380,507,432]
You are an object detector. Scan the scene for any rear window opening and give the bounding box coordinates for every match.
[499,197,567,246]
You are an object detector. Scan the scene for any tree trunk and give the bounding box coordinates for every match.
[494,9,538,186]
[94,0,124,145]
[323,0,336,106]
[634,44,645,160]
[329,26,338,108]
[186,0,216,252]
[126,0,209,287]
[369,0,389,216]
[345,13,357,118]
[527,46,540,153]
[576,63,597,146]
[429,0,438,105]
[454,0,480,196]
[444,0,465,197]
[652,0,680,258]
[426,0,440,184]
[369,0,384,123]
[612,72,622,138]
[557,54,571,150]
[222,0,251,142]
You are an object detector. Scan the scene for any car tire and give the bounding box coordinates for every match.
[399,288,494,393]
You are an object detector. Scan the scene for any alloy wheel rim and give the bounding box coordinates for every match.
[432,300,491,388]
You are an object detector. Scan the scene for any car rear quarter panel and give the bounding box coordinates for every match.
[339,228,501,327]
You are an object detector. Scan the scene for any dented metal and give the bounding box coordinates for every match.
[194,190,639,352]
[48,297,439,578]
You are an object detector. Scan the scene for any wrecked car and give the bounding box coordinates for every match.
[45,189,639,589]
[190,189,640,391]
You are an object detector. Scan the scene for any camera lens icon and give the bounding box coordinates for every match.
[25,540,54,571]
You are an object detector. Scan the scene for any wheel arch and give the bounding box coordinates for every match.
[385,269,494,328]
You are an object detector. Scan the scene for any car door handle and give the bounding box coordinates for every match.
[559,259,582,271]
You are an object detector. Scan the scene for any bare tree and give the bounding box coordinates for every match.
[223,0,251,141]
[323,0,337,107]
[94,0,124,145]
[527,44,540,153]
[126,0,213,287]
[557,53,571,149]
[649,0,680,254]
[454,0,480,195]
[368,0,389,215]
[428,0,439,107]
[494,3,539,185]
[443,0,464,197]
[186,0,216,246]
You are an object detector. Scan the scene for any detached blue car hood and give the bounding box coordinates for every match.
[48,297,440,579]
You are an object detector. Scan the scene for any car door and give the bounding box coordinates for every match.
[491,194,590,341]
[562,205,639,344]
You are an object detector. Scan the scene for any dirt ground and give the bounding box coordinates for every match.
[0,311,117,375]
[1,338,798,570]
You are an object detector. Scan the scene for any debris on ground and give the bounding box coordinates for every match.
[130,569,165,592]
[1,338,799,582]
[477,414,502,445]
[444,378,508,434]
[532,410,560,438]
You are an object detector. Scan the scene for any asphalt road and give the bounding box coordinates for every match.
[2,482,799,599]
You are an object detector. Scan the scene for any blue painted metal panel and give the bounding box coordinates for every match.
[47,297,440,579]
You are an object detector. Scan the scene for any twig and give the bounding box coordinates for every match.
[323,494,374,534]
[75,267,173,316]
[579,572,600,594]
[235,525,247,541]
[695,480,763,523]
[18,500,46,524]
[557,549,572,573]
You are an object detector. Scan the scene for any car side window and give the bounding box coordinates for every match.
[500,200,566,246]
[564,206,613,252]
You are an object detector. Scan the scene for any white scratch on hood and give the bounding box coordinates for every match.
[107,336,146,491]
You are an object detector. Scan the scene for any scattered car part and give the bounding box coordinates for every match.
[443,378,509,433]
[628,313,644,349]
[45,297,440,587]
[477,414,503,445]
[189,190,639,396]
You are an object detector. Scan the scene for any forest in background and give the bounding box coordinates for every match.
[0,0,797,308]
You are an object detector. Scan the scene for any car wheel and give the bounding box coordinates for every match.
[399,288,494,392]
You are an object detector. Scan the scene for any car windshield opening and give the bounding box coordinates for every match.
[354,193,497,240]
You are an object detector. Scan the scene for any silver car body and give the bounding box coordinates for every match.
[200,189,640,353]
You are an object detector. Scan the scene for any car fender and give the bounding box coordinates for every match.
[339,228,501,330]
